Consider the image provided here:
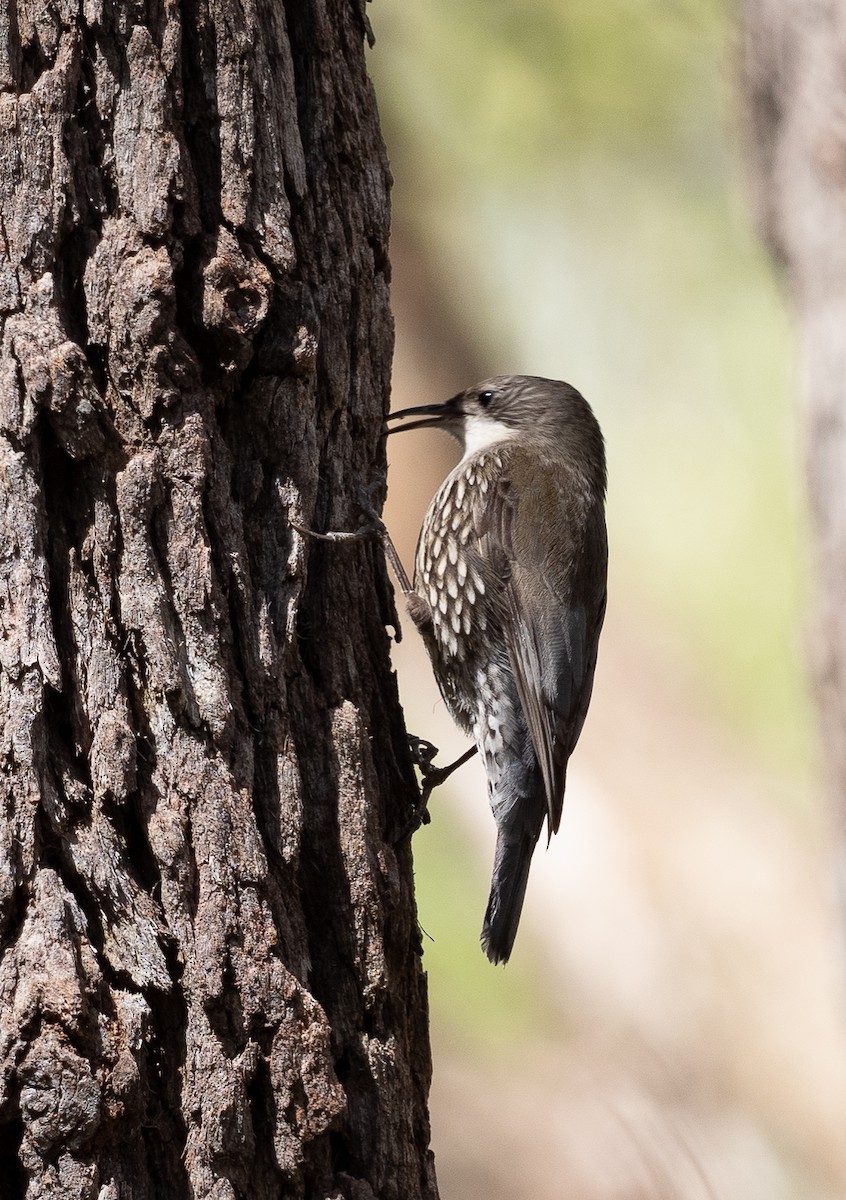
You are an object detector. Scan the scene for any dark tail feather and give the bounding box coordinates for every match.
[480,831,535,964]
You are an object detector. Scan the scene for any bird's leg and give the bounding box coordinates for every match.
[286,474,413,594]
[288,518,383,544]
[287,478,478,835]
[415,740,478,803]
[393,737,479,842]
[353,476,413,594]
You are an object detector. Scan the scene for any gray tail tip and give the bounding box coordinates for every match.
[480,924,513,965]
[480,834,534,965]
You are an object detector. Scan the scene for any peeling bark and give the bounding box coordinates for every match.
[0,2,437,1197]
[744,1,846,847]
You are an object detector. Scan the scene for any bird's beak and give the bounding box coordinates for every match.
[386,397,461,435]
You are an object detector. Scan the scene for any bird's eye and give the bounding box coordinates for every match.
[478,390,494,408]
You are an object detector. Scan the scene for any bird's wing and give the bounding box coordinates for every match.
[475,457,606,835]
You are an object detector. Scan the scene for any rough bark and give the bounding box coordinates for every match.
[0,2,437,1198]
[744,1,846,842]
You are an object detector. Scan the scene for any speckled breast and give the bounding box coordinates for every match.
[413,451,505,669]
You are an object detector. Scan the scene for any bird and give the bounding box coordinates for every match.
[387,375,607,963]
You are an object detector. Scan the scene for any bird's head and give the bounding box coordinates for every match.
[388,375,605,487]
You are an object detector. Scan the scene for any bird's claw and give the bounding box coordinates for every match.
[354,472,387,527]
[407,734,440,771]
[391,736,478,844]
[390,735,442,844]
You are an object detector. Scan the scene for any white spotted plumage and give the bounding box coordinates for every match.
[392,375,607,965]
[413,454,490,673]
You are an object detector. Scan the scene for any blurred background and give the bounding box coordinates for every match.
[368,2,846,1197]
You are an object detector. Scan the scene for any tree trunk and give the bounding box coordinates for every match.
[744,2,846,846]
[0,3,438,1198]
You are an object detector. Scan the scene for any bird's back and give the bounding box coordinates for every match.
[408,440,606,961]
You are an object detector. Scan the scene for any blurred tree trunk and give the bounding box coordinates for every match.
[745,4,846,848]
[0,2,437,1198]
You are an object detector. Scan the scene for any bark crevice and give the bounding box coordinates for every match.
[0,2,437,1196]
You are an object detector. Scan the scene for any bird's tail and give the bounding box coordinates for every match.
[480,829,536,964]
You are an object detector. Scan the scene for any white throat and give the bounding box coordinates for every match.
[460,414,517,462]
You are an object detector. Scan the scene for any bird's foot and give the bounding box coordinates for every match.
[355,476,413,594]
[353,472,387,526]
[287,473,413,596]
[392,737,478,843]
[408,734,439,770]
[287,472,385,545]
[417,742,478,797]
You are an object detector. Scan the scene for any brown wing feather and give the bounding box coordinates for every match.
[475,450,606,834]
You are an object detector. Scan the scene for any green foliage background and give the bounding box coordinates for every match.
[368,1,819,1073]
[371,0,808,770]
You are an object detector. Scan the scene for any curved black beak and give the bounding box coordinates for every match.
[386,397,461,435]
